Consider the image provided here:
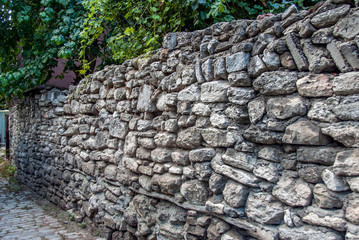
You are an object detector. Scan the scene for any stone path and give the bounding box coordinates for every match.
[0,177,104,240]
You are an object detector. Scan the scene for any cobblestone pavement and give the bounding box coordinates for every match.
[0,177,104,240]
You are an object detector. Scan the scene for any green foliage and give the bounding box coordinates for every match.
[0,0,320,101]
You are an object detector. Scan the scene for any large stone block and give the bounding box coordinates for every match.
[322,122,359,147]
[253,71,298,95]
[332,72,359,95]
[296,74,333,97]
[333,149,359,177]
[225,52,250,73]
[180,180,209,205]
[176,127,202,149]
[201,81,230,103]
[267,95,308,120]
[311,4,350,28]
[334,9,359,40]
[223,180,249,208]
[137,84,156,112]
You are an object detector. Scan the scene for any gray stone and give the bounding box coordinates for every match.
[248,97,266,124]
[164,119,178,132]
[201,128,236,148]
[214,57,227,80]
[136,147,152,160]
[210,113,229,129]
[208,39,219,54]
[182,67,196,85]
[222,148,257,172]
[223,180,249,208]
[180,180,208,205]
[322,122,359,147]
[322,169,349,192]
[243,125,283,144]
[246,21,260,37]
[333,149,359,177]
[178,84,200,102]
[311,27,333,44]
[346,223,359,240]
[137,84,156,112]
[280,51,297,70]
[282,120,331,146]
[311,4,350,28]
[202,58,214,81]
[189,148,216,162]
[346,193,359,224]
[253,159,283,183]
[347,177,359,192]
[209,173,227,194]
[152,173,182,195]
[313,183,343,209]
[164,32,177,50]
[258,146,283,162]
[225,105,250,124]
[221,229,245,240]
[124,132,138,157]
[282,4,298,20]
[332,72,359,95]
[225,52,250,73]
[339,42,359,71]
[296,74,333,97]
[297,147,342,165]
[302,39,335,73]
[334,10,359,40]
[171,151,189,166]
[278,225,344,240]
[286,33,309,71]
[228,71,251,87]
[267,95,308,120]
[176,127,202,149]
[154,132,177,147]
[227,87,256,106]
[308,99,338,123]
[192,103,211,116]
[331,95,359,121]
[299,19,317,38]
[273,172,312,207]
[195,58,205,83]
[104,165,117,181]
[253,71,298,95]
[247,55,268,78]
[302,207,347,232]
[178,115,196,128]
[297,163,326,184]
[211,154,260,187]
[194,162,212,181]
[262,49,280,71]
[327,41,351,73]
[201,81,230,103]
[246,192,284,225]
[151,148,172,163]
[138,137,156,149]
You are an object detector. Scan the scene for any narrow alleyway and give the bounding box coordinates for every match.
[0,177,104,240]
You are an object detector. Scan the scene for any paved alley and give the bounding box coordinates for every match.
[0,177,104,240]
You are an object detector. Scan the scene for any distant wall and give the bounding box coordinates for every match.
[10,1,359,239]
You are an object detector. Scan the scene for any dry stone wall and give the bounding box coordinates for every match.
[10,1,359,239]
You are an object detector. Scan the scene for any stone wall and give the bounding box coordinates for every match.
[10,1,359,239]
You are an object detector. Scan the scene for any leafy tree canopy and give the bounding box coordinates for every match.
[0,0,319,103]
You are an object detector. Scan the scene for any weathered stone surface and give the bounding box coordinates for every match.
[171,151,189,166]
[302,207,347,232]
[225,105,250,124]
[192,103,211,116]
[253,71,298,95]
[178,84,200,102]
[228,71,251,87]
[154,132,176,147]
[311,4,350,28]
[262,49,280,71]
[297,163,326,184]
[296,74,333,97]
[225,52,250,73]
[223,180,249,208]
[201,128,236,148]
[246,192,284,225]
[273,172,312,207]
[253,159,282,183]
[286,33,309,71]
[247,55,268,78]
[214,57,227,80]
[347,177,359,192]
[322,169,349,192]
[267,95,308,120]
[211,154,260,187]
[332,72,359,95]
[151,148,172,163]
[308,99,339,123]
[222,148,257,172]
[201,81,230,103]
[243,125,283,144]
[282,120,331,146]
[210,113,229,129]
[313,183,343,209]
[258,146,282,162]
[333,149,359,176]
[202,58,214,81]
[209,173,227,194]
[227,87,256,106]
[176,128,202,149]
[340,42,359,71]
[152,173,182,195]
[221,229,245,240]
[334,10,359,40]
[297,147,342,165]
[189,148,216,163]
[280,51,297,70]
[346,223,359,240]
[278,225,343,240]
[346,193,359,224]
[312,27,333,44]
[322,122,359,147]
[302,39,335,73]
[137,84,156,112]
[331,96,359,121]
[180,180,208,205]
[248,97,266,124]
[327,40,351,73]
